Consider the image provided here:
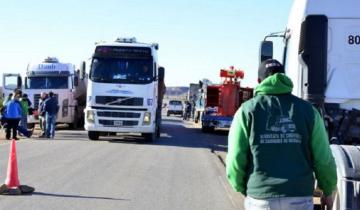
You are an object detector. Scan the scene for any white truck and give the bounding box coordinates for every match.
[84,37,165,141]
[260,0,360,209]
[2,57,87,129]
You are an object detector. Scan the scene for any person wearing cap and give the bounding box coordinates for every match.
[226,59,337,210]
[43,91,59,138]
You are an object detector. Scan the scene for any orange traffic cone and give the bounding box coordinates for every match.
[5,139,20,189]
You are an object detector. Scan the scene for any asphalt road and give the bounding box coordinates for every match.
[0,116,244,210]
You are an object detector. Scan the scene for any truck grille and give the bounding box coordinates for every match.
[96,96,143,106]
[99,120,138,127]
[97,111,141,118]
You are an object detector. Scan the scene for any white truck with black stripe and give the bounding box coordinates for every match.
[84,38,165,141]
[260,0,360,209]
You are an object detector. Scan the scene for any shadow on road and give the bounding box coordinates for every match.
[31,192,130,201]
[36,117,229,154]
[150,119,229,154]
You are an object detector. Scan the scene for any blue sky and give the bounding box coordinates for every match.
[0,0,293,87]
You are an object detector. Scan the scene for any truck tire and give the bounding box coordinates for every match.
[142,132,156,143]
[202,126,214,133]
[27,123,35,130]
[88,131,100,140]
[330,145,360,210]
[68,123,78,130]
[156,127,160,138]
[167,111,170,116]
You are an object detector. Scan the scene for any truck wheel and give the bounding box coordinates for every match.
[27,123,35,130]
[88,131,99,140]
[156,125,161,138]
[142,132,156,143]
[68,122,78,130]
[202,126,214,133]
[167,111,170,116]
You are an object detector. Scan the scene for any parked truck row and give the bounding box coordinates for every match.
[2,37,166,143]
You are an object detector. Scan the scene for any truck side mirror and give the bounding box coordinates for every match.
[17,76,22,88]
[80,61,86,80]
[74,76,79,87]
[260,41,273,62]
[158,67,165,81]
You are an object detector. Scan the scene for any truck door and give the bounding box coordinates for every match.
[2,73,22,97]
[326,19,360,104]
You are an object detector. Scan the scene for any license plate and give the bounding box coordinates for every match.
[113,120,123,126]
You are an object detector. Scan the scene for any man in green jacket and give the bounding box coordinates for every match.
[226,59,337,210]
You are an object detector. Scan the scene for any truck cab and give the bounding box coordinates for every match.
[84,37,165,141]
[24,57,86,129]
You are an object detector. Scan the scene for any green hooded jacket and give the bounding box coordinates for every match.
[20,98,29,115]
[226,73,337,199]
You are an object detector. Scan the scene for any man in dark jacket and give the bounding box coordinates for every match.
[43,92,59,138]
[226,59,337,210]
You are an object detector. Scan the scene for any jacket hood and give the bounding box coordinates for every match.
[255,73,293,95]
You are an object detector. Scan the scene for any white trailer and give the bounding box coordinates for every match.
[84,37,165,141]
[259,0,360,209]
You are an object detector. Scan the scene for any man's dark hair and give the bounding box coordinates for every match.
[14,89,22,96]
[258,59,285,81]
[49,91,54,97]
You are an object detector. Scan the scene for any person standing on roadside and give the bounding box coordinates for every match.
[38,92,48,137]
[3,92,32,140]
[43,91,59,138]
[19,93,31,129]
[226,59,337,210]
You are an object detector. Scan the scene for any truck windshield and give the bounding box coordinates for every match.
[90,58,154,84]
[25,77,68,89]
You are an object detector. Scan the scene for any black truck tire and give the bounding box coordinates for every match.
[88,131,100,140]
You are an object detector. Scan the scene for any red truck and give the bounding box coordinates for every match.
[201,67,253,132]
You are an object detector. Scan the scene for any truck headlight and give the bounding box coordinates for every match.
[62,99,69,117]
[143,112,151,125]
[86,110,95,123]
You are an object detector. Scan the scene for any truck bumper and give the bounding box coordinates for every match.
[85,123,155,133]
[201,115,233,128]
[84,108,156,134]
